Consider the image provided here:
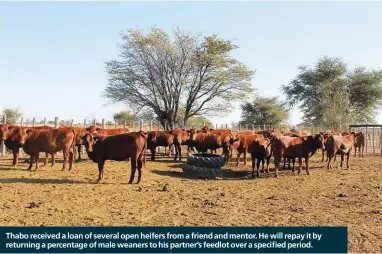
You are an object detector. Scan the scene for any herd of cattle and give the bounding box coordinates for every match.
[0,123,365,184]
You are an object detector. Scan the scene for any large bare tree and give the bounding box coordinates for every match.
[104,27,255,129]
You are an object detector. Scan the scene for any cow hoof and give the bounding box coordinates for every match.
[128,181,133,184]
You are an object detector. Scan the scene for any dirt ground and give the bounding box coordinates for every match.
[0,150,381,253]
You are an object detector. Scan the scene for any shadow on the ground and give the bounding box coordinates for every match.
[0,177,87,184]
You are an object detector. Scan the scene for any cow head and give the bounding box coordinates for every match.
[313,133,325,150]
[187,128,198,142]
[81,133,95,152]
[229,136,240,151]
[0,124,9,141]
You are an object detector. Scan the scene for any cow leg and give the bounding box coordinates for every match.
[305,157,310,175]
[322,150,325,162]
[274,158,280,178]
[327,152,333,169]
[266,155,271,173]
[42,153,49,167]
[150,148,156,161]
[27,155,34,171]
[256,158,261,178]
[12,149,18,166]
[128,157,137,184]
[62,151,69,171]
[346,152,350,169]
[168,145,172,156]
[236,152,241,166]
[297,158,302,174]
[51,153,56,167]
[340,153,344,168]
[77,145,82,160]
[251,155,256,178]
[34,153,40,171]
[69,150,74,171]
[96,161,105,183]
[137,154,144,184]
[282,156,286,169]
[288,158,291,169]
[292,158,296,172]
[334,153,337,161]
[261,158,265,173]
[178,145,182,161]
[354,147,357,157]
[243,152,247,166]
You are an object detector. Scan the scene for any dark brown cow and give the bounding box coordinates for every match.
[229,134,264,166]
[326,133,356,169]
[354,132,365,157]
[166,129,191,161]
[22,128,76,171]
[249,137,272,178]
[0,125,53,166]
[272,134,325,177]
[321,132,342,162]
[147,131,174,161]
[81,131,147,184]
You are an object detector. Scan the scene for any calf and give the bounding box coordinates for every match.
[272,134,325,177]
[23,128,76,171]
[326,133,355,169]
[81,131,147,184]
[167,129,191,161]
[147,131,174,160]
[249,138,272,178]
[354,132,365,157]
[229,134,264,166]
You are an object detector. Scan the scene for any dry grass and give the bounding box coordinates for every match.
[0,151,381,253]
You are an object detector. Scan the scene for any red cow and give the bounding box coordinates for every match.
[147,131,174,161]
[81,131,147,184]
[167,129,191,161]
[326,133,356,169]
[249,137,272,178]
[272,134,325,177]
[22,128,76,171]
[189,131,231,163]
[229,134,264,166]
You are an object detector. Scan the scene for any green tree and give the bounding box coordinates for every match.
[113,111,136,124]
[104,27,255,129]
[282,56,382,128]
[2,108,22,125]
[240,96,289,126]
[187,116,213,129]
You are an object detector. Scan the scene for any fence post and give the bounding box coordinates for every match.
[20,117,23,127]
[203,121,206,128]
[239,124,241,132]
[159,121,161,131]
[32,117,35,127]
[102,119,105,129]
[54,117,58,128]
[150,120,152,131]
[221,124,223,129]
[215,123,217,130]
[225,124,228,129]
[140,120,143,131]
[70,119,73,127]
[373,127,375,155]
[44,118,47,126]
[380,127,382,156]
[114,121,117,129]
[1,114,6,156]
[365,127,368,155]
[83,119,86,127]
[124,120,127,129]
[93,119,96,126]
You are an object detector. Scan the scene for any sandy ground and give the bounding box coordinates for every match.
[0,150,381,253]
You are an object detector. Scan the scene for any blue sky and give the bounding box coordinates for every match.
[1,1,382,126]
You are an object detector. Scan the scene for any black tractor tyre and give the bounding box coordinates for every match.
[186,153,225,169]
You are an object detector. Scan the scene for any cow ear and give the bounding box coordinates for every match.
[26,129,33,135]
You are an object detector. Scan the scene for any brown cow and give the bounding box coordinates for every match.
[22,128,76,171]
[249,137,272,178]
[326,133,356,169]
[73,127,88,160]
[189,131,231,163]
[0,125,53,166]
[229,134,264,166]
[147,131,174,161]
[354,132,365,157]
[81,131,147,184]
[94,127,129,135]
[167,129,191,161]
[272,134,325,177]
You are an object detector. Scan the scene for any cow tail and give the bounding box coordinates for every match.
[138,131,147,167]
[71,129,76,159]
